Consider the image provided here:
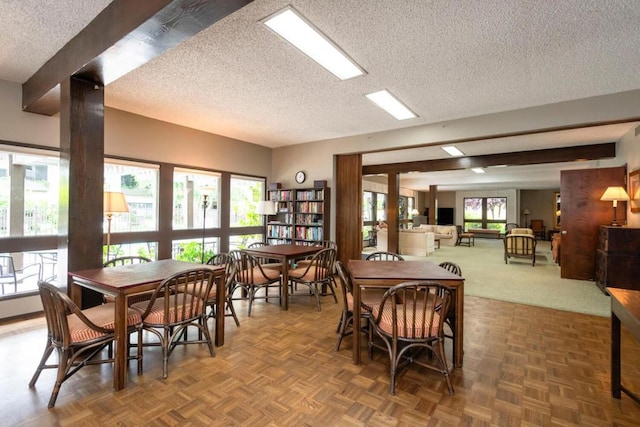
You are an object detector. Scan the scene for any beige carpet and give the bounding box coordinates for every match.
[365,238,610,317]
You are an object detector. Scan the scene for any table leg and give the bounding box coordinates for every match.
[114,294,128,391]
[353,283,362,364]
[612,312,621,398]
[281,255,289,310]
[215,272,225,346]
[453,282,464,368]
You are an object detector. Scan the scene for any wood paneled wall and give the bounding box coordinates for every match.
[335,154,362,265]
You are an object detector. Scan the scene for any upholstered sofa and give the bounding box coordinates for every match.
[376,228,435,256]
[414,224,458,247]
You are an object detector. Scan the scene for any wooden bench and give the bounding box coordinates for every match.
[468,228,501,239]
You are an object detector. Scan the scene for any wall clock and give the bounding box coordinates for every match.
[295,170,306,184]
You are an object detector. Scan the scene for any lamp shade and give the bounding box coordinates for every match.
[103,192,129,214]
[600,186,630,201]
[522,208,531,215]
[257,200,277,215]
[411,208,420,215]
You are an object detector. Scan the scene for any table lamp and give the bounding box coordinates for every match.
[104,191,129,260]
[600,186,629,226]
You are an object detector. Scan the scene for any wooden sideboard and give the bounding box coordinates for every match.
[595,226,640,294]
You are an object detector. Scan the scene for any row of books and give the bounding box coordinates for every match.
[295,201,324,213]
[295,189,324,200]
[295,226,323,241]
[294,214,323,225]
[267,225,292,238]
[269,190,294,201]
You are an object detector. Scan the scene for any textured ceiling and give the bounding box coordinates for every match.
[3,0,640,190]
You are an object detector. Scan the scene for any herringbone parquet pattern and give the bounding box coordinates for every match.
[1,287,640,426]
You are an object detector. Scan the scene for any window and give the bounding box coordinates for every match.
[173,168,221,230]
[0,148,60,237]
[172,238,220,264]
[463,197,507,231]
[105,160,159,232]
[229,234,263,251]
[229,176,265,228]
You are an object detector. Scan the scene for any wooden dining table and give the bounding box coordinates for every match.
[69,259,225,391]
[347,259,465,367]
[609,287,640,403]
[242,244,323,310]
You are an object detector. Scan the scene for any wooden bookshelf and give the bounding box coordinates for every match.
[267,184,330,246]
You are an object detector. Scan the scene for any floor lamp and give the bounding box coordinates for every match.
[257,200,277,239]
[104,191,129,261]
[201,194,209,263]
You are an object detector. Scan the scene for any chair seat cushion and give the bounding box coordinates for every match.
[372,302,441,337]
[238,267,281,285]
[131,295,205,325]
[67,303,141,343]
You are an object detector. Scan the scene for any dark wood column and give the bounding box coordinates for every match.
[387,174,399,254]
[60,77,104,308]
[429,185,437,225]
[157,163,174,260]
[335,154,362,265]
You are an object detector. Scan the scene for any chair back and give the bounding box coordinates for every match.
[0,255,16,277]
[140,268,215,325]
[505,223,519,234]
[334,261,354,310]
[38,281,113,347]
[246,242,281,265]
[365,251,404,261]
[230,250,276,285]
[207,252,235,294]
[372,281,451,340]
[438,261,462,277]
[530,219,544,232]
[103,256,152,267]
[299,247,336,281]
[505,234,536,254]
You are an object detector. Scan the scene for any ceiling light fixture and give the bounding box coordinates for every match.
[471,168,485,174]
[441,146,464,157]
[365,90,417,120]
[262,6,365,80]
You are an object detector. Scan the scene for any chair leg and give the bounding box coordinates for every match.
[335,311,353,351]
[29,341,54,387]
[226,299,240,326]
[48,349,69,408]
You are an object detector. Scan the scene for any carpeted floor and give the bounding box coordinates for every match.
[365,237,610,317]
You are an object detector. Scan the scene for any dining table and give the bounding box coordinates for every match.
[68,259,225,391]
[242,243,323,310]
[609,287,640,403]
[347,259,465,367]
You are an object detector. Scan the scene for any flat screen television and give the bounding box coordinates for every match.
[437,208,454,225]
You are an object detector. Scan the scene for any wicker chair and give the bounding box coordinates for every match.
[455,225,474,247]
[103,256,152,305]
[29,281,142,407]
[287,247,337,310]
[204,253,239,327]
[438,261,462,277]
[228,250,282,316]
[365,251,405,261]
[334,261,373,351]
[131,268,216,379]
[368,281,454,395]
[246,242,283,271]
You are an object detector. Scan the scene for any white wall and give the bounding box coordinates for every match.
[618,125,640,227]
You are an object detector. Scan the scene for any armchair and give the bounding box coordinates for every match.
[0,255,42,294]
[504,232,537,266]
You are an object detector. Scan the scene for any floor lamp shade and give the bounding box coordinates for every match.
[104,192,129,260]
[104,192,130,215]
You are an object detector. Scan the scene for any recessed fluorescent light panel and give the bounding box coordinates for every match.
[441,146,464,157]
[365,90,417,120]
[262,6,365,80]
[471,168,486,174]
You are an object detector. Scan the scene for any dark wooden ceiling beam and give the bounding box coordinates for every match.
[362,142,616,175]
[22,0,253,115]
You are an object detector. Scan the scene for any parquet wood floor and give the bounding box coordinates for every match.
[1,289,640,426]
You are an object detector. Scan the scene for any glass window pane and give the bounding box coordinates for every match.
[464,198,483,220]
[230,176,265,228]
[229,234,263,250]
[486,197,507,220]
[376,194,387,221]
[103,242,158,264]
[0,148,60,237]
[173,168,221,230]
[172,238,220,263]
[363,191,373,221]
[105,160,159,232]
